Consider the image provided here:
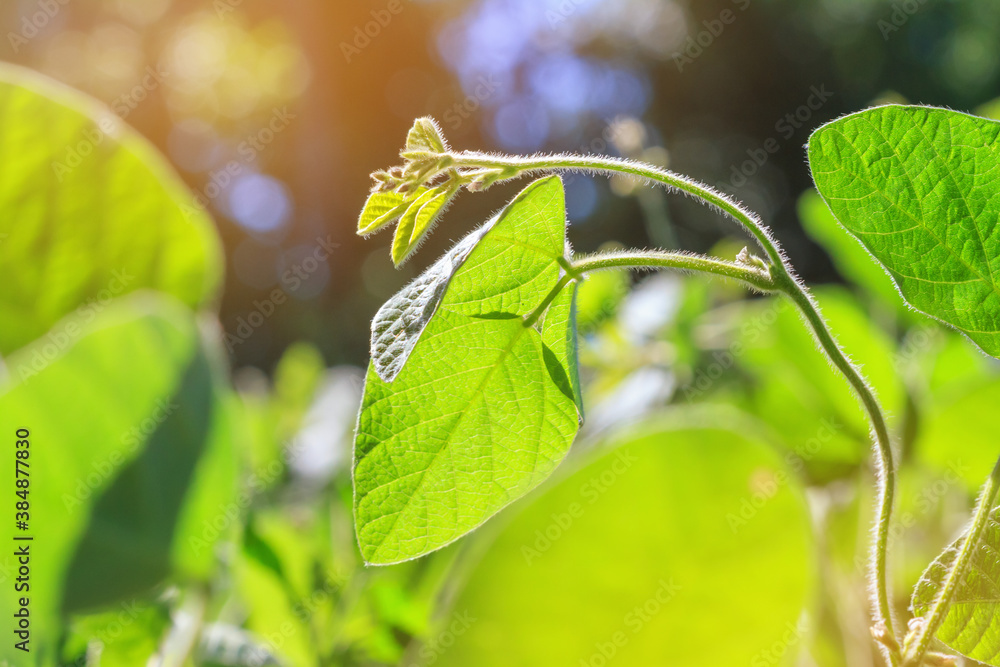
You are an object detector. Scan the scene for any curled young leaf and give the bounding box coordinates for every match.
[405,116,448,154]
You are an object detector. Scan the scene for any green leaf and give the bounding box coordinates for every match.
[406,117,447,154]
[391,185,458,266]
[431,415,814,667]
[409,186,458,248]
[358,190,409,236]
[912,504,1000,665]
[355,176,581,564]
[0,64,222,356]
[0,294,238,664]
[62,598,171,667]
[235,547,319,667]
[808,105,1000,358]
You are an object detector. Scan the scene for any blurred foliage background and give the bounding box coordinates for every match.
[5,0,1000,370]
[3,0,1000,665]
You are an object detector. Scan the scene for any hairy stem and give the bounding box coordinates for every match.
[902,456,1000,667]
[570,250,775,292]
[451,150,901,659]
[453,151,784,265]
[773,270,899,665]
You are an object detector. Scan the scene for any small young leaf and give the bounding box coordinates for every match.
[808,105,1000,358]
[912,505,1000,665]
[355,176,581,564]
[409,185,458,246]
[392,188,436,265]
[358,190,408,236]
[391,185,458,266]
[405,116,447,154]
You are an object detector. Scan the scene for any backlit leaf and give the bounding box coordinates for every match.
[406,117,447,154]
[797,189,902,310]
[358,190,408,236]
[808,105,1000,358]
[354,177,581,564]
[409,185,458,247]
[912,504,1000,665]
[391,185,458,266]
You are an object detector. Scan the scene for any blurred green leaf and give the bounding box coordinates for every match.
[62,597,172,666]
[355,177,581,564]
[912,504,1000,666]
[916,377,1000,491]
[235,545,319,667]
[809,105,1000,358]
[271,341,325,439]
[0,64,222,356]
[0,293,237,664]
[243,519,289,590]
[735,287,904,479]
[575,268,628,332]
[910,327,997,407]
[432,415,813,667]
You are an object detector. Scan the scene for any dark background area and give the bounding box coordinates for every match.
[3,0,997,372]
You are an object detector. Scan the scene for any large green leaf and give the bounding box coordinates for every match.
[808,105,1000,357]
[912,505,1000,665]
[432,415,813,667]
[354,177,581,565]
[0,64,222,356]
[0,293,237,665]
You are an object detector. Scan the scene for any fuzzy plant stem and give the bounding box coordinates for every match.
[450,150,901,663]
